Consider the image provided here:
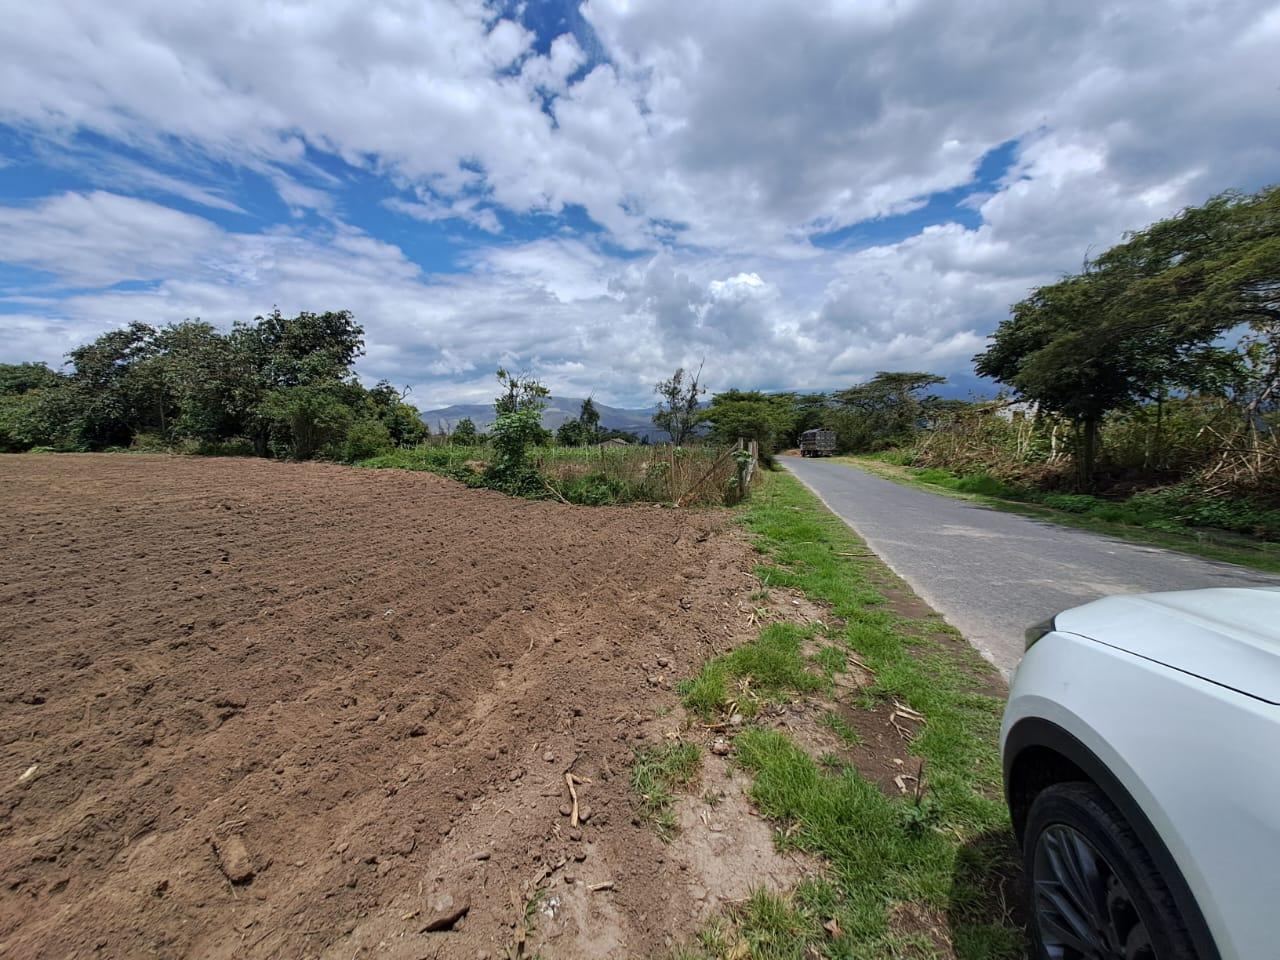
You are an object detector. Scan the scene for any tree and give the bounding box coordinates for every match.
[0,363,61,396]
[974,189,1276,483]
[152,321,240,443]
[451,417,479,445]
[555,420,589,446]
[827,372,946,452]
[0,309,421,458]
[578,396,601,438]
[495,367,550,415]
[701,390,797,453]
[488,369,550,491]
[0,364,75,452]
[367,380,428,446]
[557,397,603,446]
[653,364,705,444]
[260,384,355,460]
[232,308,364,389]
[62,322,162,448]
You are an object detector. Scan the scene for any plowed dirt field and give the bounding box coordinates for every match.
[0,454,775,958]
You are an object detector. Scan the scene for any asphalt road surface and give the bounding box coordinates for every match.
[782,456,1280,677]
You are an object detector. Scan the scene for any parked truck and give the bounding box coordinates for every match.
[798,428,836,457]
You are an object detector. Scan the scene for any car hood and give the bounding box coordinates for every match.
[1054,588,1280,704]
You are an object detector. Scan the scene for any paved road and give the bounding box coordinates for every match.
[782,457,1280,677]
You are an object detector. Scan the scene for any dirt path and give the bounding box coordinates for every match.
[0,454,786,959]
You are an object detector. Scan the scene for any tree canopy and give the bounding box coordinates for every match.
[975,185,1279,481]
[652,365,705,444]
[0,310,426,459]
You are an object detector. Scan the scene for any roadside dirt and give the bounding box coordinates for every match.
[0,454,790,959]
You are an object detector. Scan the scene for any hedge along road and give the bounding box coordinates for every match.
[781,455,1280,678]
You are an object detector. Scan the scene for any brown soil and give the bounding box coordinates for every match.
[0,454,775,959]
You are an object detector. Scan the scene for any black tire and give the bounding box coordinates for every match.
[1024,782,1198,960]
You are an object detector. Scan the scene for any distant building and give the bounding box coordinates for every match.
[597,437,631,447]
[993,400,1038,421]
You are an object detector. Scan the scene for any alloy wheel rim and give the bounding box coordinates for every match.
[1032,824,1157,960]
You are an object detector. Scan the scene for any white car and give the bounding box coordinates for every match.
[1001,588,1280,960]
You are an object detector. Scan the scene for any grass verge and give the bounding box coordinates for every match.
[842,455,1280,574]
[630,741,702,842]
[677,471,1022,959]
[680,622,829,720]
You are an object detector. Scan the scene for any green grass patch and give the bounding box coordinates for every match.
[819,709,862,747]
[630,741,702,841]
[812,645,847,678]
[680,622,828,720]
[841,455,1280,574]
[676,471,1022,959]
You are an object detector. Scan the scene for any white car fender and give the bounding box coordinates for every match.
[1004,630,1280,960]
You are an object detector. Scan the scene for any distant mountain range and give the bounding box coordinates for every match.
[419,396,669,440]
[420,377,996,439]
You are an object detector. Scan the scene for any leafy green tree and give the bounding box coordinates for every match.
[344,417,393,461]
[451,417,479,444]
[0,309,412,458]
[974,189,1276,482]
[0,362,72,451]
[826,372,945,452]
[367,380,428,446]
[495,367,550,415]
[260,384,355,460]
[653,364,705,444]
[152,321,240,443]
[578,396,601,439]
[556,419,590,446]
[232,308,364,389]
[61,322,163,448]
[556,397,604,446]
[229,309,366,455]
[701,390,797,453]
[488,369,550,491]
[0,363,62,396]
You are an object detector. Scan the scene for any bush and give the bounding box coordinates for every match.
[260,385,355,460]
[0,389,81,452]
[562,473,626,505]
[953,472,1015,497]
[343,418,393,462]
[873,448,917,466]
[129,432,170,452]
[486,408,545,494]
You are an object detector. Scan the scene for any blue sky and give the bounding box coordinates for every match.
[0,0,1276,408]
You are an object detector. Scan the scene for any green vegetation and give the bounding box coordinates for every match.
[820,709,862,748]
[680,623,829,719]
[360,440,744,506]
[701,390,803,463]
[677,472,1020,959]
[760,185,1280,554]
[487,367,553,494]
[653,365,707,445]
[976,185,1279,486]
[630,741,702,841]
[0,311,427,460]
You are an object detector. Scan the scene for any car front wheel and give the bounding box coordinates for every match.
[1024,782,1198,960]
